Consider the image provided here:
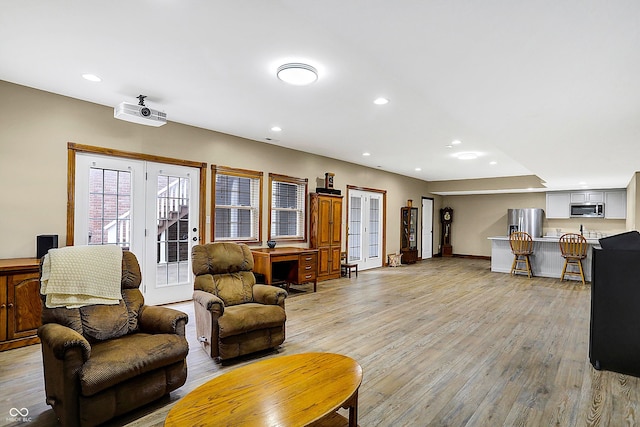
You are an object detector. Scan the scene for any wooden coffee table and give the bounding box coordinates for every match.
[165,352,363,427]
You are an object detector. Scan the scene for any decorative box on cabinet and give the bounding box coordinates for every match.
[0,258,42,351]
[310,193,343,281]
[401,206,418,264]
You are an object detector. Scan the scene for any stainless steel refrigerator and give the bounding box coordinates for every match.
[507,208,544,237]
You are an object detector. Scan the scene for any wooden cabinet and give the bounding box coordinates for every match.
[547,190,627,219]
[310,193,343,281]
[604,190,627,219]
[546,192,571,219]
[571,191,604,203]
[0,258,42,351]
[401,206,419,264]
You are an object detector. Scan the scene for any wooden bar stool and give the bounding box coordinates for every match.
[509,231,534,278]
[559,233,588,285]
[341,252,358,278]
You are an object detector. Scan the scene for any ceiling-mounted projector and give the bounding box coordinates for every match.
[114,95,167,127]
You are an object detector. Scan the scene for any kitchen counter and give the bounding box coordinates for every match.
[488,236,600,281]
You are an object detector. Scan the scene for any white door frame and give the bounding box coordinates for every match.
[74,152,200,305]
[421,197,434,259]
[346,188,384,271]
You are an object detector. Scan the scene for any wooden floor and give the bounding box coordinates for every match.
[2,257,639,426]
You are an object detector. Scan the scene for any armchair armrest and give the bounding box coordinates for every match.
[253,284,287,306]
[139,306,189,336]
[37,323,91,361]
[193,290,225,317]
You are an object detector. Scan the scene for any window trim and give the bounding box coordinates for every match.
[211,165,263,244]
[268,173,308,242]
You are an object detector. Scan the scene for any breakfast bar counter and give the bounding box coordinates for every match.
[489,236,600,282]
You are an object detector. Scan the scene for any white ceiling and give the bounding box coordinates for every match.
[2,1,639,192]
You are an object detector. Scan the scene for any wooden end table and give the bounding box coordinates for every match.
[165,352,363,427]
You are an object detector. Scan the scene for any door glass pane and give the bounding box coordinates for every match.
[88,167,132,249]
[156,174,190,288]
[369,197,380,258]
[349,196,362,261]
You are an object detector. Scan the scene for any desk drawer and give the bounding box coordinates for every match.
[298,253,317,283]
[300,253,317,265]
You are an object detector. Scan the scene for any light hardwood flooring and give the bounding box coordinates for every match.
[2,257,639,426]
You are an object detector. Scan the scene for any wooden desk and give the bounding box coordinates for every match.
[165,352,363,427]
[251,247,318,292]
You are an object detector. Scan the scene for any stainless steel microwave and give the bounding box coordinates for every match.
[570,203,604,218]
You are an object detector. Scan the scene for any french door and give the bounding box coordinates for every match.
[347,189,384,270]
[422,197,433,259]
[74,153,199,305]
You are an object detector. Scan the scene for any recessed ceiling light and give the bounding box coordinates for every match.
[451,139,462,145]
[415,167,422,171]
[277,63,318,86]
[445,144,453,149]
[455,152,478,160]
[489,161,497,165]
[362,152,371,156]
[82,73,101,82]
[373,97,389,105]
[271,126,282,132]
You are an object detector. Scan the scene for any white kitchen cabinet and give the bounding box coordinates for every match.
[570,191,604,203]
[546,192,571,219]
[604,190,626,219]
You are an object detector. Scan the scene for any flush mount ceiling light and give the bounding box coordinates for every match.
[455,152,478,160]
[277,63,318,86]
[82,73,101,82]
[373,97,389,105]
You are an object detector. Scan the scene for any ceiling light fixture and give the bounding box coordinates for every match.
[373,97,389,105]
[362,152,371,156]
[455,152,478,160]
[451,139,462,145]
[277,63,318,86]
[271,126,282,132]
[489,161,497,165]
[415,167,422,171]
[82,73,101,82]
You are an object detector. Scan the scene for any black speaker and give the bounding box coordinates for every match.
[36,234,58,259]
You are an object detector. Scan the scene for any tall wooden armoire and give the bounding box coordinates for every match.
[310,193,343,281]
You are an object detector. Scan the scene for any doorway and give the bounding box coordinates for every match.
[347,188,385,271]
[74,153,200,305]
[422,197,434,259]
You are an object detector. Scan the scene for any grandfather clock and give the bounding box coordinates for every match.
[440,207,453,257]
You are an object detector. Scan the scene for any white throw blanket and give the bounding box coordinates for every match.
[41,245,123,309]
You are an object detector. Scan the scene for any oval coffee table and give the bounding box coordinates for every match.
[165,352,363,427]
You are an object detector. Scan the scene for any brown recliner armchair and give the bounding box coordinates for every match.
[192,242,287,361]
[37,250,189,427]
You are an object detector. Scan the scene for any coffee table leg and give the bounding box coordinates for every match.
[347,390,358,427]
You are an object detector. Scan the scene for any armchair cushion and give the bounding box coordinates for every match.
[80,333,189,396]
[79,300,130,343]
[218,304,286,338]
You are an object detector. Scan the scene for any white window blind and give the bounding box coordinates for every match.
[213,166,262,242]
[269,174,307,241]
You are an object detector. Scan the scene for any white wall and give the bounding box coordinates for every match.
[0,80,437,259]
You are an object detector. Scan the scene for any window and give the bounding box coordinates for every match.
[269,174,308,241]
[88,167,132,249]
[212,166,262,243]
